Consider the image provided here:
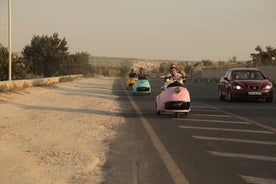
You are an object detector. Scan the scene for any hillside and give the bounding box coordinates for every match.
[89,56,193,72]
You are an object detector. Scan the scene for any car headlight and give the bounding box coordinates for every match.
[233,85,242,90]
[264,85,272,90]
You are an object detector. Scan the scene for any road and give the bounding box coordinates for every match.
[104,78,276,184]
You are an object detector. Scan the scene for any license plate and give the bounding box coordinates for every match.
[248,91,262,95]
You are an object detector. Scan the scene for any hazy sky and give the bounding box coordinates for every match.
[1,0,275,61]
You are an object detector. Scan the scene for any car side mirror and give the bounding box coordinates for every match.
[224,77,229,81]
[266,76,272,81]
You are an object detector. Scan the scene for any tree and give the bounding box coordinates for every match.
[22,33,69,77]
[118,66,129,77]
[11,56,28,80]
[202,59,213,66]
[60,52,93,75]
[230,56,237,65]
[250,45,276,66]
[272,48,276,60]
[0,44,27,81]
[158,62,167,74]
[0,45,9,80]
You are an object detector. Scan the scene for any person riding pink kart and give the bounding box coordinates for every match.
[156,67,191,118]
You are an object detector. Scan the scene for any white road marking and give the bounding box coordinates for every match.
[197,102,276,133]
[175,118,250,124]
[189,113,231,117]
[192,109,217,112]
[240,175,276,184]
[208,151,276,161]
[193,135,276,145]
[179,125,274,134]
[190,105,209,108]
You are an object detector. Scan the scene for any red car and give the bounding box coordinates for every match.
[218,68,273,102]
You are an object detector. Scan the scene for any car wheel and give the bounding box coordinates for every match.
[227,89,232,102]
[266,98,273,103]
[218,87,224,100]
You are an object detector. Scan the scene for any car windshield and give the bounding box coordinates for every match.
[231,71,265,80]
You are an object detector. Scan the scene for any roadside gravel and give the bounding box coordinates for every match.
[0,77,125,184]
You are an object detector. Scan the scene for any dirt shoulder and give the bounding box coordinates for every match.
[0,77,125,184]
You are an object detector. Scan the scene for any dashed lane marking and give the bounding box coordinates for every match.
[179,125,274,134]
[192,109,217,112]
[197,102,276,134]
[191,105,213,108]
[208,151,276,162]
[193,135,276,145]
[174,118,250,124]
[240,175,276,184]
[186,113,231,117]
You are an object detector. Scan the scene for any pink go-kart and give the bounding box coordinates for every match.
[156,81,191,118]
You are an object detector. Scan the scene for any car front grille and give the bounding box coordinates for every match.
[165,101,190,110]
[137,87,150,92]
[248,85,260,90]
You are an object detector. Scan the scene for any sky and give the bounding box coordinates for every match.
[0,0,276,61]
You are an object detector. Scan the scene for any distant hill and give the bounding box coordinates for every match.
[89,56,191,71]
[89,56,139,68]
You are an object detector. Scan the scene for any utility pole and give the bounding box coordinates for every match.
[8,0,12,81]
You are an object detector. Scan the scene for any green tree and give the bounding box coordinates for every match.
[230,56,237,65]
[0,45,27,81]
[266,46,273,61]
[12,56,28,80]
[0,45,9,80]
[118,66,129,77]
[60,52,93,75]
[250,45,276,66]
[202,59,213,66]
[22,33,69,77]
[101,66,110,76]
[272,48,276,60]
[159,62,167,74]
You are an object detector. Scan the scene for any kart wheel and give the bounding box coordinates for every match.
[157,111,161,115]
[175,112,180,118]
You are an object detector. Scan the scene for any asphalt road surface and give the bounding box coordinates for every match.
[103,78,276,184]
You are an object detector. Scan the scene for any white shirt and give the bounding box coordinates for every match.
[163,73,183,88]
